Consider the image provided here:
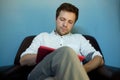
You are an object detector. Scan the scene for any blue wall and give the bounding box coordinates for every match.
[0,0,120,67]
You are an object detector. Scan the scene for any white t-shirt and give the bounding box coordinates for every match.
[21,31,102,59]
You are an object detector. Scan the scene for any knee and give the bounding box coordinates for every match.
[58,46,77,57]
[61,46,74,52]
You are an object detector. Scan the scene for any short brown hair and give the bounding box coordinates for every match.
[56,3,79,22]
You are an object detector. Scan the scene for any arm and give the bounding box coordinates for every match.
[83,55,104,73]
[20,54,37,66]
[80,35,104,72]
[20,34,43,66]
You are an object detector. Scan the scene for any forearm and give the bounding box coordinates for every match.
[20,54,37,66]
[83,56,104,73]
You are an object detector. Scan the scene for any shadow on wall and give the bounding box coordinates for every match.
[72,26,88,35]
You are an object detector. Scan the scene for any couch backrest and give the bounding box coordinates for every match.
[14,36,36,65]
[83,35,102,53]
[14,35,104,65]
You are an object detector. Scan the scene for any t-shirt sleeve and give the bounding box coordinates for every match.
[20,34,43,58]
[80,35,102,59]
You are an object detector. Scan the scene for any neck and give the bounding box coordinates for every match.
[54,30,71,36]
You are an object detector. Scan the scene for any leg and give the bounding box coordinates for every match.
[28,46,89,80]
[52,47,89,80]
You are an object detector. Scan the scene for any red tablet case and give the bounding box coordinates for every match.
[36,46,85,63]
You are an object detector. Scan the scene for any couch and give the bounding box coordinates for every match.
[0,35,120,80]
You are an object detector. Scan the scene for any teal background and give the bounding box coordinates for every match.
[0,0,120,67]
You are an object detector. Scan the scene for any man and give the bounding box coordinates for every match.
[20,3,104,80]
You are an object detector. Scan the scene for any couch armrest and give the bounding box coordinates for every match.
[97,65,120,80]
[0,65,34,80]
[88,64,120,80]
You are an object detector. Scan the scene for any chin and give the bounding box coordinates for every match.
[61,33,68,36]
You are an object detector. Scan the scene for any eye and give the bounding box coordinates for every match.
[68,20,73,24]
[60,17,65,21]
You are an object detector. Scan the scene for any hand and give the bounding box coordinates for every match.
[83,56,104,72]
[20,54,37,66]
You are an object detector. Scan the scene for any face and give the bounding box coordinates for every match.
[56,10,76,36]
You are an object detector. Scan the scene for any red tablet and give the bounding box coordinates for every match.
[36,46,85,63]
[36,46,55,63]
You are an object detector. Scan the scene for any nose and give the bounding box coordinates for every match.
[63,21,68,27]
